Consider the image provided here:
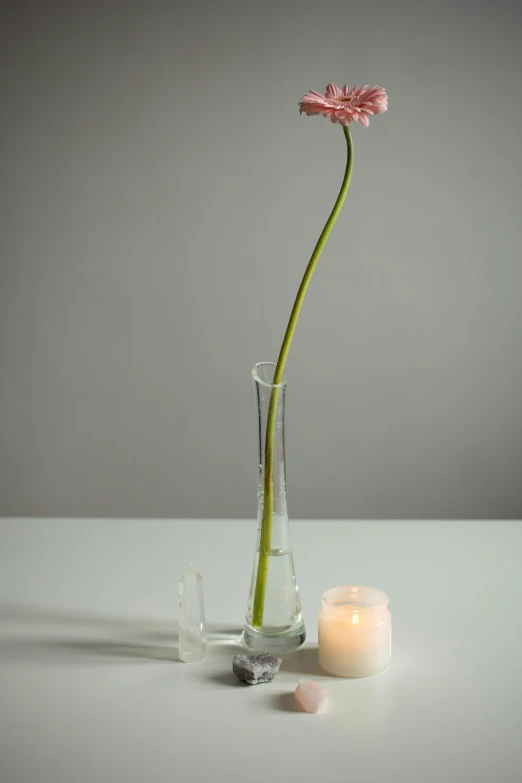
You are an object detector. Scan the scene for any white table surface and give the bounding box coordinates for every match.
[1,519,521,783]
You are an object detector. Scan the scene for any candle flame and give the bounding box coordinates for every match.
[352,613,359,624]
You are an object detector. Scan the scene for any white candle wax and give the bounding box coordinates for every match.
[318,586,391,677]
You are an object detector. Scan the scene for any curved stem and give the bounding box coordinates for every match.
[252,125,355,627]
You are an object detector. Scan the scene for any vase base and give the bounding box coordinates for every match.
[242,624,306,655]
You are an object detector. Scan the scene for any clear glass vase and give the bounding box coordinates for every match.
[243,362,306,653]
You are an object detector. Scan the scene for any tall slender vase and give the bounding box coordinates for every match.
[243,362,306,653]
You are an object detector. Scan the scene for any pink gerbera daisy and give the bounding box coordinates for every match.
[299,83,388,127]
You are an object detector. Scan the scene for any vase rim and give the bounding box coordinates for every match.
[252,361,288,389]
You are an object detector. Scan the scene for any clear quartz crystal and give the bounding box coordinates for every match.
[178,564,207,663]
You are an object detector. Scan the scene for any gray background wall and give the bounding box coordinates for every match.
[1,0,521,519]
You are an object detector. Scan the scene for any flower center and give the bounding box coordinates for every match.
[338,96,354,102]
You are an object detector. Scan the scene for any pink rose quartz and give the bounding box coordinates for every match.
[294,679,327,713]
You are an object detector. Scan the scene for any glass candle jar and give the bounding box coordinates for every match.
[318,586,391,677]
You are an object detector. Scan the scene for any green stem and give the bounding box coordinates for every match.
[252,125,355,628]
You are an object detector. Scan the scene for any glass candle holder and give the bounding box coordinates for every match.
[318,586,391,677]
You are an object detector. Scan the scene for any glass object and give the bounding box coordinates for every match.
[178,564,207,662]
[243,362,306,653]
[318,586,391,677]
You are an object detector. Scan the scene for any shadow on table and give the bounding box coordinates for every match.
[281,645,325,677]
[205,671,246,688]
[0,601,242,665]
[274,692,298,711]
[0,601,176,638]
[0,636,180,663]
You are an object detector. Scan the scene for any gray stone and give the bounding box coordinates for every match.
[232,653,282,685]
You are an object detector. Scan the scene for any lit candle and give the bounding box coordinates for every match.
[318,586,391,677]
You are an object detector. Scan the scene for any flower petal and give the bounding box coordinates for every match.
[325,83,342,98]
[299,83,387,125]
